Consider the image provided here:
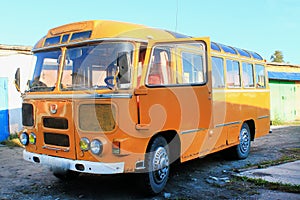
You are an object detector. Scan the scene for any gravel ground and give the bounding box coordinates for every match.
[0,126,300,200]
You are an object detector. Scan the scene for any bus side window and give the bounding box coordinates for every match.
[226,59,241,87]
[255,64,266,88]
[242,62,254,88]
[212,57,225,88]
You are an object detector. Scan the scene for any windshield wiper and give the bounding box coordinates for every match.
[29,86,55,92]
[62,84,89,91]
[62,84,109,91]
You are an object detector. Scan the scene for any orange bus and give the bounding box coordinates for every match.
[16,20,270,194]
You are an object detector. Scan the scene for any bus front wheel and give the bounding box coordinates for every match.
[52,168,79,180]
[144,136,170,194]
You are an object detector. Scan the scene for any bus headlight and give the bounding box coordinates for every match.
[79,137,90,151]
[29,132,36,144]
[90,139,103,155]
[20,132,29,146]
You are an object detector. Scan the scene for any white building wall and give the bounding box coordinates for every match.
[0,53,34,133]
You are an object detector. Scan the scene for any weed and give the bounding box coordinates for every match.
[234,176,300,193]
[271,115,285,126]
[0,133,22,148]
[238,148,300,170]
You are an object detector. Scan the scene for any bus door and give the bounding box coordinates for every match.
[135,38,213,162]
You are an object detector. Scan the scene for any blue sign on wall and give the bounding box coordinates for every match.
[0,77,9,142]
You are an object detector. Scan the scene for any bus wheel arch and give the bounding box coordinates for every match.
[245,119,255,141]
[142,130,181,194]
[223,122,253,160]
[146,130,181,165]
[236,123,251,159]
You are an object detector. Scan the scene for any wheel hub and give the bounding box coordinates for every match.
[240,128,250,153]
[152,147,169,183]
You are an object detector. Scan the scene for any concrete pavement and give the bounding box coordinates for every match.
[238,160,300,186]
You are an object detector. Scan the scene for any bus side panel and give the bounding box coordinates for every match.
[137,85,212,163]
[254,90,271,138]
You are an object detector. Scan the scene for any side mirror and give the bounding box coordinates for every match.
[14,68,21,93]
[117,52,131,84]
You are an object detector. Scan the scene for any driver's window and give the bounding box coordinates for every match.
[61,42,134,90]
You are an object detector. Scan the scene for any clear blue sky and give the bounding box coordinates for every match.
[1,0,299,64]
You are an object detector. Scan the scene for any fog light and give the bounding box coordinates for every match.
[90,139,103,155]
[20,132,29,146]
[29,132,36,144]
[80,137,90,151]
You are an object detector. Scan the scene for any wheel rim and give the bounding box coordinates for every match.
[239,128,250,154]
[152,147,169,184]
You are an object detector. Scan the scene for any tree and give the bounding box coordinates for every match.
[270,50,284,63]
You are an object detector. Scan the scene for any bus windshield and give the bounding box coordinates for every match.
[29,50,61,92]
[61,41,134,90]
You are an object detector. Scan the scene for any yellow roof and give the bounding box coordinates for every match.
[34,20,177,49]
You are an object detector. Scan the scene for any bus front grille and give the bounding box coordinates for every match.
[44,132,70,147]
[43,117,68,129]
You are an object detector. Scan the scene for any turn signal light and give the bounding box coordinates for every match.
[79,137,90,151]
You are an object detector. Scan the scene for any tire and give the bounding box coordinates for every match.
[223,123,251,160]
[52,169,79,180]
[144,136,170,194]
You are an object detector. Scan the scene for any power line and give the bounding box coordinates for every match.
[175,0,178,31]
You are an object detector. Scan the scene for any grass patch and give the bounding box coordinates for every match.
[236,148,300,171]
[285,121,300,126]
[271,115,285,126]
[0,133,22,148]
[235,176,300,193]
[271,120,300,126]
[230,148,300,194]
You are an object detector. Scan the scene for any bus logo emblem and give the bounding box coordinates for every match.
[50,104,57,114]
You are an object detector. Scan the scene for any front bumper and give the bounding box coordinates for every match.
[23,150,124,174]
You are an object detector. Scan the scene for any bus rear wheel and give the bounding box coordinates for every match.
[224,123,251,160]
[144,136,170,194]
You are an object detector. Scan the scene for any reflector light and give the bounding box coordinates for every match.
[112,141,120,154]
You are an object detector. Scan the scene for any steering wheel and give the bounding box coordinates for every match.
[104,76,116,89]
